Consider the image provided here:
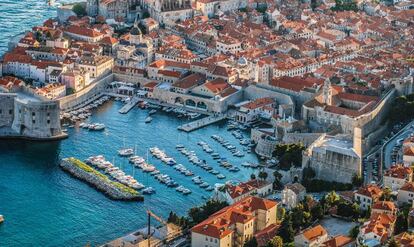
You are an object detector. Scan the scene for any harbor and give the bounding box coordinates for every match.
[0,99,259,246]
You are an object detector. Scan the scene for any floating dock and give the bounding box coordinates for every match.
[118,97,141,114]
[178,115,226,132]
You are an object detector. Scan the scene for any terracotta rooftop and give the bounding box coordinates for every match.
[191,196,277,239]
[322,235,354,247]
[355,184,383,199]
[384,165,412,180]
[301,225,328,242]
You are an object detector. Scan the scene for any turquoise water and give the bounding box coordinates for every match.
[0,2,259,245]
[0,100,259,246]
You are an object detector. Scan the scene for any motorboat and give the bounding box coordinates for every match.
[176,186,185,192]
[199,182,209,188]
[182,189,191,195]
[142,187,155,194]
[145,117,152,123]
[229,166,240,172]
[149,109,157,115]
[217,174,226,179]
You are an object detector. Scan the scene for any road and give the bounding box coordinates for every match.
[382,120,414,170]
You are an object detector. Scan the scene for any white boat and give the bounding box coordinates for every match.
[149,109,157,115]
[217,174,226,179]
[118,148,134,157]
[0,215,4,224]
[182,189,191,195]
[145,117,152,123]
[142,187,155,194]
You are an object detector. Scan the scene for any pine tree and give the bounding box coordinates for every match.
[278,215,294,243]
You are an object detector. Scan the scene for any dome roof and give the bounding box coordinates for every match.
[130,26,142,36]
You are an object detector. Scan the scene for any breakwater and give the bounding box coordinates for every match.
[60,158,143,201]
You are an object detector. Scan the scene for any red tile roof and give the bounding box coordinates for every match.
[191,196,277,239]
[401,182,414,193]
[384,165,412,180]
[355,184,383,199]
[302,225,328,242]
[270,76,321,92]
[322,235,354,247]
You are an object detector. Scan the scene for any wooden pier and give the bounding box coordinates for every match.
[177,115,227,132]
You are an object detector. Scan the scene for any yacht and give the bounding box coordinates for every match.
[118,148,134,157]
[217,174,226,179]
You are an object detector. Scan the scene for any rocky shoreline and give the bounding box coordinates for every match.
[60,158,143,201]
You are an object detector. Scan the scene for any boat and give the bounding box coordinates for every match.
[176,144,184,149]
[142,187,155,194]
[145,117,152,123]
[182,189,191,195]
[205,186,214,191]
[229,166,240,172]
[176,185,185,192]
[0,215,3,224]
[199,182,209,188]
[88,123,105,131]
[149,109,157,115]
[217,174,226,179]
[118,148,134,157]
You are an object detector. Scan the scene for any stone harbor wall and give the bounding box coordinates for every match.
[60,159,143,201]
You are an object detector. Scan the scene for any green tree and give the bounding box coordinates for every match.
[273,143,305,170]
[395,213,408,235]
[258,171,268,181]
[380,187,392,201]
[352,174,363,187]
[277,207,286,221]
[188,200,228,226]
[250,173,256,180]
[325,191,340,207]
[265,236,283,247]
[142,11,150,18]
[337,201,359,218]
[273,170,283,189]
[72,3,87,17]
[388,238,401,247]
[278,214,294,243]
[244,237,258,247]
[349,225,359,239]
[311,204,324,221]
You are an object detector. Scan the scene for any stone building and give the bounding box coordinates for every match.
[146,0,193,24]
[191,196,278,247]
[0,92,65,140]
[302,132,362,184]
[87,0,140,22]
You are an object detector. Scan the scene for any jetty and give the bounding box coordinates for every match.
[177,114,226,132]
[118,96,141,114]
[60,158,143,201]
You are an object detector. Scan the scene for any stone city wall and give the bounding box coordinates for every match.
[58,74,113,111]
